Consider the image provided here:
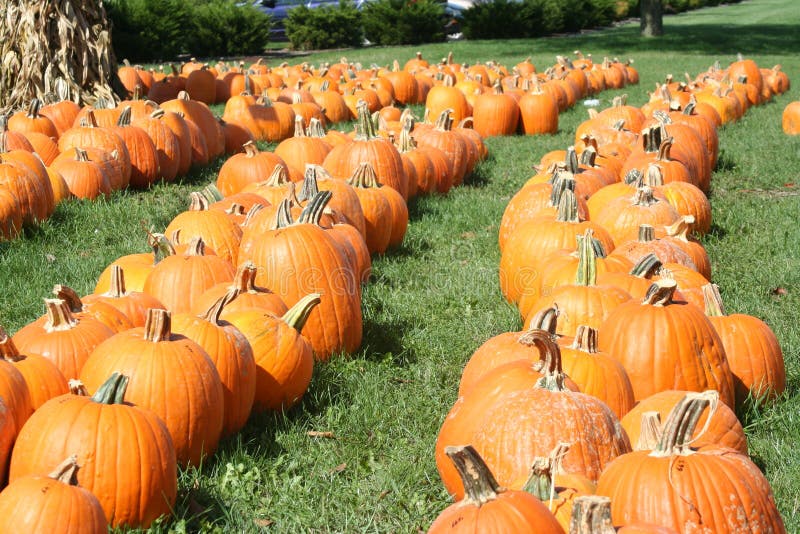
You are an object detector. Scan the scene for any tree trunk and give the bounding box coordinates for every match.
[640,0,664,37]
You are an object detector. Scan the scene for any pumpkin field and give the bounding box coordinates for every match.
[1,0,800,531]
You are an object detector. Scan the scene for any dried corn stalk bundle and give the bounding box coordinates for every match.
[0,0,119,114]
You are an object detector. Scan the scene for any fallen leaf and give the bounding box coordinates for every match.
[392,377,412,384]
[329,463,347,475]
[460,232,475,239]
[771,287,788,296]
[45,253,56,263]
[254,519,274,528]
[307,431,336,439]
[378,489,391,500]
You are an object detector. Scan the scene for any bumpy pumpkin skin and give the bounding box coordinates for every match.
[8,378,177,529]
[0,457,109,534]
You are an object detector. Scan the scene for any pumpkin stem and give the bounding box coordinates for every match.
[242,141,259,158]
[642,279,677,307]
[575,229,597,286]
[0,325,23,362]
[637,224,656,243]
[232,262,258,293]
[265,164,290,187]
[297,191,332,226]
[570,325,598,353]
[48,455,80,485]
[147,231,176,265]
[644,164,665,187]
[396,116,417,153]
[274,199,294,229]
[632,186,658,207]
[444,445,501,506]
[106,265,129,298]
[656,137,675,161]
[564,146,580,174]
[52,285,85,313]
[69,379,89,396]
[143,308,172,343]
[579,146,598,168]
[26,98,43,118]
[630,253,662,278]
[651,392,712,457]
[569,496,616,534]
[90,372,130,405]
[518,329,566,391]
[522,442,570,502]
[549,173,575,208]
[527,306,559,336]
[353,100,377,141]
[200,289,239,326]
[189,191,210,211]
[292,115,306,138]
[116,106,133,127]
[347,162,381,189]
[299,165,321,202]
[433,109,453,131]
[74,147,89,162]
[282,293,322,331]
[43,298,78,332]
[555,188,580,224]
[702,283,727,317]
[664,215,695,241]
[636,411,663,450]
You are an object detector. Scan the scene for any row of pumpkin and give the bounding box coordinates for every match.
[0,50,634,243]
[428,57,790,532]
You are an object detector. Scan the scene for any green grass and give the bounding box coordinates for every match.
[3,0,800,530]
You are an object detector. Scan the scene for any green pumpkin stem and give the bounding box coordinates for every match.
[299,165,320,202]
[274,198,294,228]
[642,279,677,306]
[444,445,501,506]
[116,106,133,127]
[555,188,580,224]
[575,229,598,286]
[651,392,712,457]
[564,146,580,174]
[549,173,575,208]
[638,224,656,243]
[518,329,566,391]
[569,496,616,534]
[630,253,662,278]
[143,308,172,343]
[636,411,663,450]
[43,298,78,332]
[297,191,332,226]
[200,289,238,325]
[48,455,80,485]
[347,162,381,189]
[91,372,130,405]
[282,293,322,331]
[354,100,378,141]
[579,146,598,167]
[522,442,570,501]
[624,168,644,186]
[702,283,727,317]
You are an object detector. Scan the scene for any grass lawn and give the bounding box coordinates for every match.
[2,0,800,530]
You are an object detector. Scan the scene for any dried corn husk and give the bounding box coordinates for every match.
[0,0,119,114]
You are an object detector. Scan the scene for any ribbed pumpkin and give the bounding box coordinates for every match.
[782,101,800,135]
[172,291,256,437]
[472,80,520,137]
[594,186,680,246]
[57,110,132,189]
[9,374,178,528]
[94,232,174,294]
[191,261,288,318]
[13,298,115,380]
[0,147,54,224]
[348,162,393,254]
[596,393,785,533]
[216,141,289,196]
[80,310,224,467]
[51,284,134,334]
[143,237,235,314]
[8,99,59,138]
[225,293,318,412]
[415,109,469,186]
[237,194,362,360]
[0,326,68,410]
[621,389,747,454]
[608,225,697,271]
[274,117,332,182]
[569,496,680,534]
[469,331,631,486]
[425,75,471,126]
[703,283,785,406]
[499,189,615,304]
[83,265,166,327]
[109,107,161,188]
[164,192,243,264]
[132,109,181,182]
[559,326,636,420]
[429,445,565,534]
[305,164,367,238]
[523,232,633,336]
[50,147,111,200]
[160,91,225,158]
[598,279,735,406]
[0,170,24,239]
[519,79,559,135]
[21,130,59,165]
[322,100,408,200]
[0,456,109,533]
